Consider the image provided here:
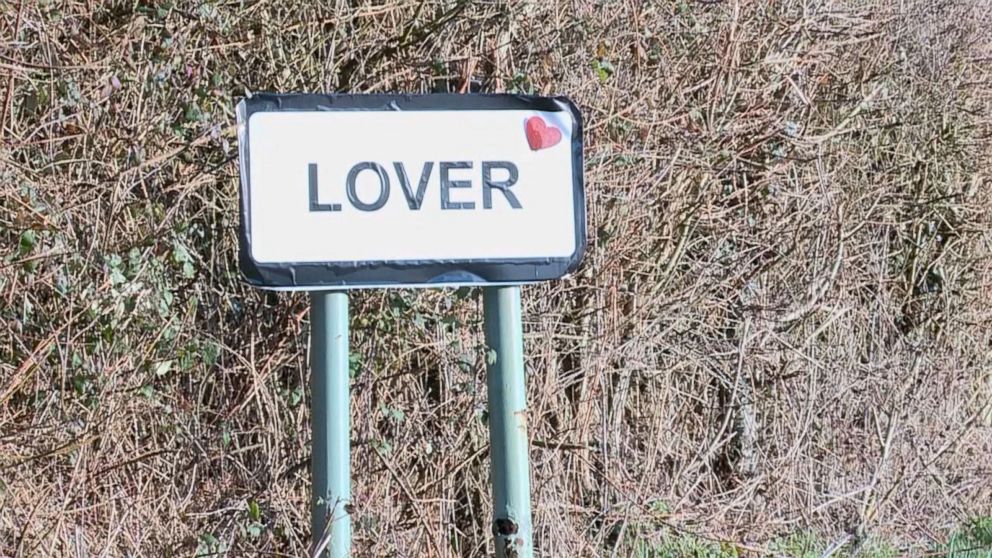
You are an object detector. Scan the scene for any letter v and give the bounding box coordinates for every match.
[393,162,433,210]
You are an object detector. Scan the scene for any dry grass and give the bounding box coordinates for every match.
[2,0,991,556]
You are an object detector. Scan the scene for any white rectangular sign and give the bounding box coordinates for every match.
[236,94,584,289]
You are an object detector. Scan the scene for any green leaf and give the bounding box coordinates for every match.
[202,341,220,366]
[72,374,91,395]
[128,247,142,269]
[19,230,36,256]
[592,58,615,83]
[247,499,261,522]
[184,103,203,123]
[153,360,173,377]
[172,241,191,263]
[289,386,303,407]
[371,438,392,455]
[110,268,127,286]
[195,532,222,556]
[649,499,671,516]
[348,354,362,378]
[179,346,197,371]
[379,403,406,423]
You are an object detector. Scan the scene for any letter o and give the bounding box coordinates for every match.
[346,162,390,211]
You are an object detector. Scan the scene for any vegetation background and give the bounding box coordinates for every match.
[1,0,991,556]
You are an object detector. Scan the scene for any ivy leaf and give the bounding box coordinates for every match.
[153,360,173,377]
[202,341,220,366]
[592,58,615,83]
[247,500,261,522]
[19,230,37,256]
[110,268,127,286]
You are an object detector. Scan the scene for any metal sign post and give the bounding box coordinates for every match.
[310,292,351,558]
[235,93,584,557]
[483,285,533,557]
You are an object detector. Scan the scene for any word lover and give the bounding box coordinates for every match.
[308,161,523,212]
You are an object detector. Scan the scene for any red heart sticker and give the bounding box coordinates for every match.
[525,116,562,151]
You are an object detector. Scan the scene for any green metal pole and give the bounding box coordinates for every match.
[483,286,533,558]
[310,291,351,558]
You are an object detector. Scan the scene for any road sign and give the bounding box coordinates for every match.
[236,93,585,289]
[235,93,584,558]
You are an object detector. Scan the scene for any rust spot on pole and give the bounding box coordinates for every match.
[494,518,524,557]
[494,517,518,535]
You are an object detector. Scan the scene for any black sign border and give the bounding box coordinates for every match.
[237,93,585,289]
